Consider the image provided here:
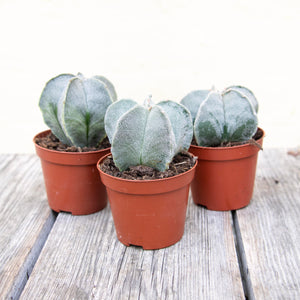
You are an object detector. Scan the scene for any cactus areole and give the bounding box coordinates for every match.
[39,73,116,148]
[181,85,259,147]
[104,98,193,172]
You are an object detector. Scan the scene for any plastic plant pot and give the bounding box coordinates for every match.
[34,130,110,215]
[188,128,265,211]
[97,153,197,250]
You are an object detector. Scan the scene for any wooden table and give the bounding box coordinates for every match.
[1,149,299,299]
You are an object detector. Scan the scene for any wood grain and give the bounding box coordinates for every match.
[21,192,244,299]
[4,150,300,299]
[236,149,300,299]
[0,154,55,299]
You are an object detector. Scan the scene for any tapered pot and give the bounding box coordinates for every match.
[188,128,264,211]
[34,130,110,215]
[97,153,197,250]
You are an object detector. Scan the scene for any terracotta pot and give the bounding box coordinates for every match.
[34,130,110,215]
[97,153,197,250]
[188,128,265,211]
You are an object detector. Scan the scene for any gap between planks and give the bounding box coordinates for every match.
[9,212,57,300]
[231,210,255,300]
[20,197,245,299]
[0,154,57,300]
[15,206,254,300]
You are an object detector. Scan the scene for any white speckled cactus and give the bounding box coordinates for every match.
[105,98,193,171]
[181,86,258,147]
[39,73,116,147]
[224,85,259,113]
[180,90,211,122]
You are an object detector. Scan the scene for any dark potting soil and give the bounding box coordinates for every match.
[35,132,111,152]
[191,127,264,148]
[100,152,196,180]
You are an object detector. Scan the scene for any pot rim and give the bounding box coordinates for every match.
[190,127,265,151]
[97,152,198,184]
[33,129,110,156]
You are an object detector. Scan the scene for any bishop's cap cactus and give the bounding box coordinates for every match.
[180,90,210,123]
[225,85,259,113]
[105,98,193,172]
[39,73,117,148]
[181,86,258,147]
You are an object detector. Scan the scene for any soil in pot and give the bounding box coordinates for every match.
[191,127,263,148]
[97,152,197,250]
[100,151,195,180]
[35,131,111,152]
[34,130,111,215]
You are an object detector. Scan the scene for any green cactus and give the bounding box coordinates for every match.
[181,86,258,147]
[225,85,259,113]
[39,73,116,147]
[180,90,210,122]
[105,98,193,171]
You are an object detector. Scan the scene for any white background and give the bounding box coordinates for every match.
[1,0,299,153]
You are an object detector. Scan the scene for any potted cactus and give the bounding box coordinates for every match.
[181,86,264,211]
[97,97,197,249]
[34,73,116,215]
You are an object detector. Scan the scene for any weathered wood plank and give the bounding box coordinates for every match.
[21,193,244,299]
[0,154,55,299]
[236,149,300,299]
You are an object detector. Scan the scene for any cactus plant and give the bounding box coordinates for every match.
[181,86,258,147]
[180,90,210,122]
[105,97,193,172]
[224,85,258,113]
[39,73,116,148]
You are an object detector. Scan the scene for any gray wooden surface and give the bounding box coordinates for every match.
[0,155,55,299]
[236,149,300,300]
[20,198,244,300]
[0,150,299,299]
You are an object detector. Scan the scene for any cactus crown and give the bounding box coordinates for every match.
[181,86,258,147]
[105,98,193,172]
[39,73,116,148]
